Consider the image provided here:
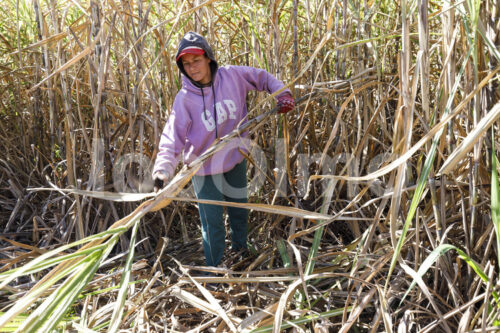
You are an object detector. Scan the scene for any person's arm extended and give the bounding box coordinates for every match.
[153,107,190,182]
[235,66,291,97]
[234,66,294,113]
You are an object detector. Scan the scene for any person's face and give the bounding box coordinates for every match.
[181,53,211,84]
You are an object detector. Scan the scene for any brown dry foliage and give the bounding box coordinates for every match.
[1,0,500,331]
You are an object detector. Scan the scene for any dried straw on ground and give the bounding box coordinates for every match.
[1,0,500,332]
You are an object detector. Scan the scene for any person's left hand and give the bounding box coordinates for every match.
[277,94,295,114]
[153,170,171,192]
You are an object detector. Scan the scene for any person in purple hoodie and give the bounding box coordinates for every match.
[152,31,294,267]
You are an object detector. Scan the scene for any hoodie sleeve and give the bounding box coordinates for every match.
[232,66,292,98]
[153,105,191,177]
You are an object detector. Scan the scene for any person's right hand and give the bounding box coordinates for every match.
[153,170,171,192]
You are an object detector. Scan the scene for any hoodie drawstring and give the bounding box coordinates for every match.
[200,85,218,139]
[211,84,218,138]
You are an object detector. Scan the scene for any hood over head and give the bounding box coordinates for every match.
[176,32,218,86]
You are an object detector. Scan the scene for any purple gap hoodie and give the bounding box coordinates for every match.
[153,65,291,177]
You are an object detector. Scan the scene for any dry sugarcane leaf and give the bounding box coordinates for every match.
[439,102,500,175]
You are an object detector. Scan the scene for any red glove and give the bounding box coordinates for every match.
[277,94,295,114]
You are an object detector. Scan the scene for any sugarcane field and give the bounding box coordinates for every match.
[1,0,500,332]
